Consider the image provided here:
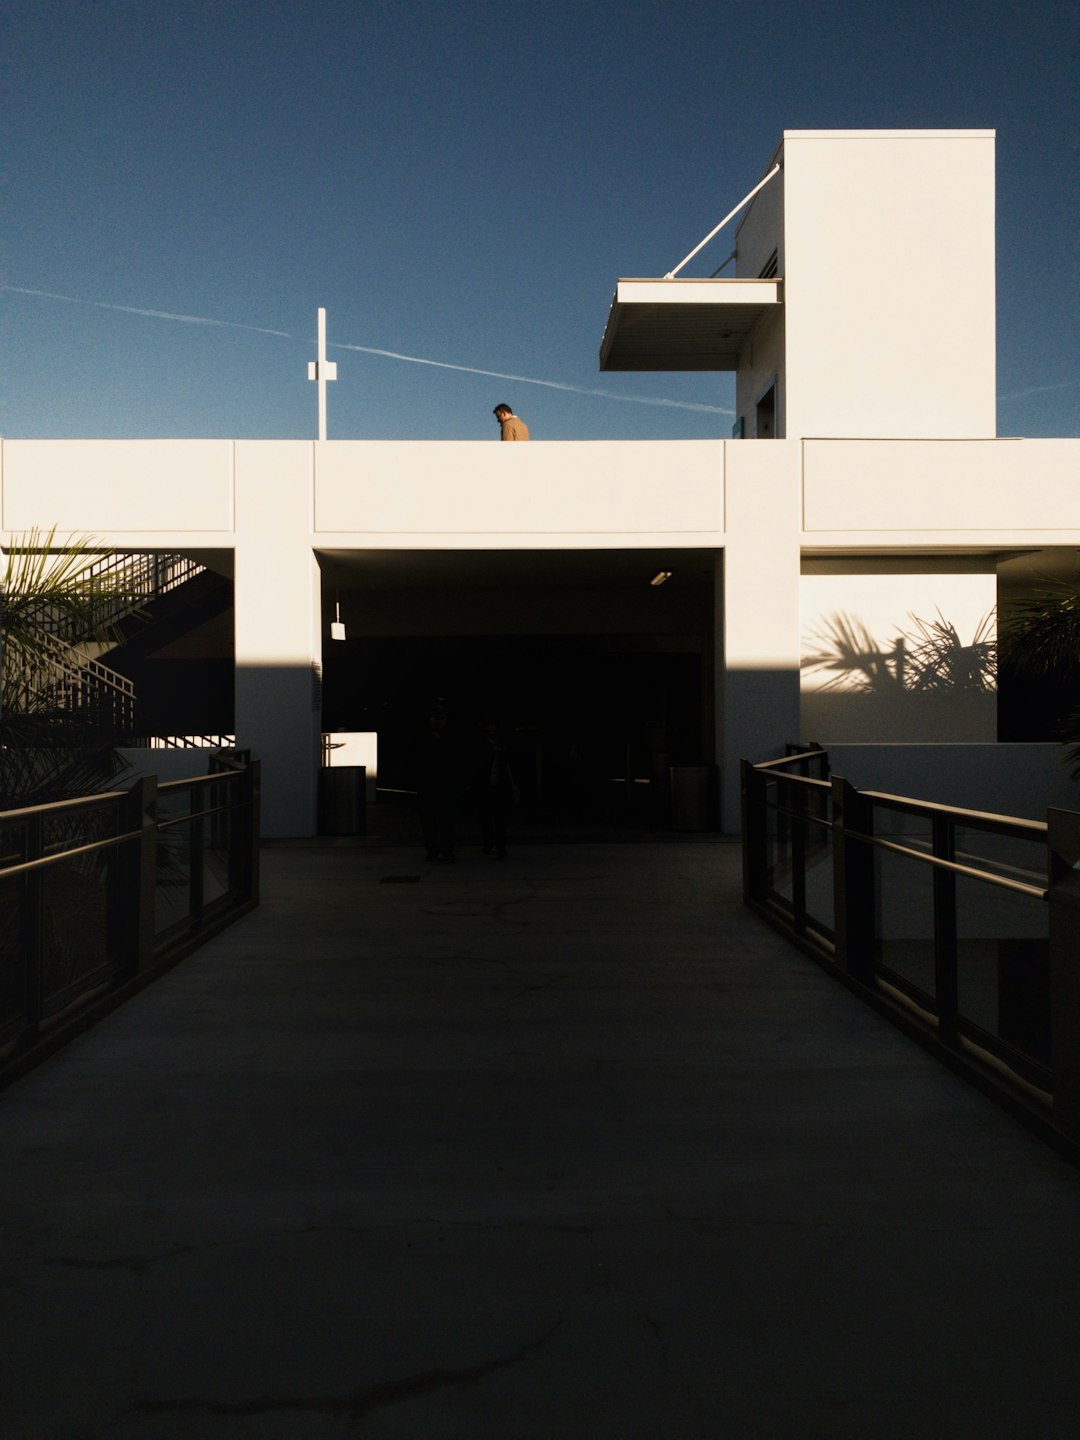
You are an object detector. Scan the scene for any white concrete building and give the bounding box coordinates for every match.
[3,130,1078,835]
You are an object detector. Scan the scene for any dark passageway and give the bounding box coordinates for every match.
[328,635,704,823]
[320,548,718,831]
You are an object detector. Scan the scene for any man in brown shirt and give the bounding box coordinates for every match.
[493,403,530,441]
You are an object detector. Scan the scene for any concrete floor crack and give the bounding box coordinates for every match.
[124,1316,565,1423]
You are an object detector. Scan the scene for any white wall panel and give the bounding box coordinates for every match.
[313,441,725,541]
[1,440,234,534]
[803,438,1080,536]
[783,131,996,440]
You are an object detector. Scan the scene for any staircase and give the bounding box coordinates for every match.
[8,629,136,733]
[23,552,204,642]
[12,553,232,746]
[94,559,235,746]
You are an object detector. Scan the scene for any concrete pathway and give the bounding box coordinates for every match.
[1,839,1078,1439]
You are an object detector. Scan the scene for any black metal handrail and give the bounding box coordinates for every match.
[742,746,1080,1158]
[0,752,260,1086]
[845,831,1045,897]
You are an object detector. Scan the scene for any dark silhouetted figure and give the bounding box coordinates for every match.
[414,705,459,862]
[474,719,518,859]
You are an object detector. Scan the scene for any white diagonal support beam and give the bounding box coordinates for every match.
[664,164,781,279]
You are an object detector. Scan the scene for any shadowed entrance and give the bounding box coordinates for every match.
[320,548,718,832]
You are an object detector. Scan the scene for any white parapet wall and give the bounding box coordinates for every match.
[801,438,1080,544]
[1,439,236,540]
[312,440,726,545]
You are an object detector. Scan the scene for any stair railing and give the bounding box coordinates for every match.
[21,552,206,641]
[13,631,136,732]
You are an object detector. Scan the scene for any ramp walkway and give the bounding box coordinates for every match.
[1,838,1078,1439]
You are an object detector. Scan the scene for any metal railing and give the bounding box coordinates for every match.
[742,746,1080,1155]
[10,552,209,736]
[128,733,237,750]
[21,551,205,640]
[10,629,137,732]
[0,751,259,1084]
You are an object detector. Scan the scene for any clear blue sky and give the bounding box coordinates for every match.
[5,0,1077,442]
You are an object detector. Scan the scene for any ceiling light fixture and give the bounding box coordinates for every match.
[331,590,346,641]
[650,571,672,587]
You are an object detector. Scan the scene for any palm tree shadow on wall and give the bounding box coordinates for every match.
[801,609,997,743]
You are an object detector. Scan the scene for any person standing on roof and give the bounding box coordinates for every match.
[493,403,530,441]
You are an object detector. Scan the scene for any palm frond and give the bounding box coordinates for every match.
[1000,576,1080,676]
[801,612,902,692]
[3,528,130,664]
[1,531,140,807]
[0,740,126,813]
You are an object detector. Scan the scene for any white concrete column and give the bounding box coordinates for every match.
[233,441,322,837]
[717,441,802,831]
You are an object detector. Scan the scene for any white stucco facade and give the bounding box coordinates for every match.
[776,130,997,441]
[4,432,1078,833]
[5,130,1078,834]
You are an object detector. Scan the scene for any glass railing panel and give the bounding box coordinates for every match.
[803,813,834,936]
[0,877,27,1033]
[0,820,28,872]
[39,845,116,1012]
[763,778,793,908]
[955,875,1050,1068]
[0,819,30,1032]
[951,826,1046,892]
[873,839,935,1004]
[760,777,776,888]
[202,780,232,907]
[871,805,934,851]
[42,800,118,859]
[154,788,195,935]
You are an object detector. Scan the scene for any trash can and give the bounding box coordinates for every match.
[318,765,366,835]
[669,765,714,831]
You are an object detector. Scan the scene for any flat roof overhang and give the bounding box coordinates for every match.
[599,278,781,372]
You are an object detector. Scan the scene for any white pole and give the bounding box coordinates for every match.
[317,308,328,442]
[664,164,781,280]
[307,306,338,441]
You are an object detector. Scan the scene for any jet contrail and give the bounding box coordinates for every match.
[997,381,1078,401]
[5,286,293,338]
[5,284,734,415]
[331,340,734,414]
